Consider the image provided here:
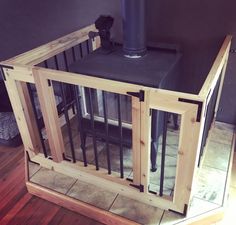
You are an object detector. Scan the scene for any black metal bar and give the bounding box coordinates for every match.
[72,47,76,62]
[178,98,203,122]
[88,88,99,170]
[44,60,48,69]
[159,111,168,197]
[102,91,111,174]
[117,94,124,178]
[55,55,74,161]
[63,51,69,72]
[0,66,6,80]
[26,83,48,158]
[86,40,90,54]
[54,55,76,162]
[60,82,76,163]
[0,64,14,70]
[63,51,76,114]
[54,55,59,70]
[79,44,83,58]
[74,85,88,166]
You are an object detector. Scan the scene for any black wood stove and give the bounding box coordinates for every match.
[69,0,182,172]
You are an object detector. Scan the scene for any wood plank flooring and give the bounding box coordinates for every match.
[0,145,103,225]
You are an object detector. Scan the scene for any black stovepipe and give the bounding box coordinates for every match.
[121,0,147,57]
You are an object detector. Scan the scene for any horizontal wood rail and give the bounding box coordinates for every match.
[4,24,97,66]
[199,35,232,99]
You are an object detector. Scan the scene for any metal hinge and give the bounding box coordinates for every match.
[127,90,144,102]
[0,64,14,81]
[47,79,52,86]
[63,153,72,162]
[130,183,144,192]
[169,204,188,216]
[178,98,203,122]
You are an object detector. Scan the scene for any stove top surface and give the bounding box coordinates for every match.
[69,46,182,89]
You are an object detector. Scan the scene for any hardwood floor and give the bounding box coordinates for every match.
[0,145,103,225]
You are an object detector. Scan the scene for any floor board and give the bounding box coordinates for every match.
[0,145,104,225]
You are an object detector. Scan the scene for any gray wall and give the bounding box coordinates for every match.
[0,0,235,124]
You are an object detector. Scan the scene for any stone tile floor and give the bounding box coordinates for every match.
[30,121,235,224]
[63,118,179,194]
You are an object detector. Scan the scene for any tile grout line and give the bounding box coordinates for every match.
[158,209,166,225]
[65,179,78,195]
[108,193,119,211]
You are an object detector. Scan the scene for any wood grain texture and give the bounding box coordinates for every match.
[3,24,97,66]
[0,145,104,225]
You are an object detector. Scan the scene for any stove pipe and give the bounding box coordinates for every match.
[121,0,147,58]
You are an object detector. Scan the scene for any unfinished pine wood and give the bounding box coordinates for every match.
[4,24,97,66]
[214,50,230,119]
[3,73,36,156]
[148,88,204,104]
[16,82,41,155]
[199,35,232,98]
[1,22,232,217]
[26,182,139,225]
[92,36,101,51]
[140,90,152,193]
[33,69,65,162]
[1,64,34,83]
[34,66,144,96]
[173,103,200,213]
[131,96,141,185]
[148,90,201,213]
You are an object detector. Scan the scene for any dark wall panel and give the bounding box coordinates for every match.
[0,0,235,123]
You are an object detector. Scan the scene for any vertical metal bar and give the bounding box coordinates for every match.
[102,91,111,174]
[44,60,48,69]
[63,51,69,72]
[88,88,99,170]
[74,85,87,166]
[63,51,76,114]
[159,112,168,196]
[72,47,76,62]
[26,83,48,158]
[60,82,76,163]
[54,55,59,70]
[86,40,90,54]
[79,44,83,58]
[117,94,124,178]
[54,55,76,162]
[63,51,75,115]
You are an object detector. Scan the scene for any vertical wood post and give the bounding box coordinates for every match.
[33,68,64,162]
[140,90,151,193]
[3,70,36,156]
[132,97,141,185]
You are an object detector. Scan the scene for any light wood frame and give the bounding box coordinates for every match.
[0,23,232,218]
